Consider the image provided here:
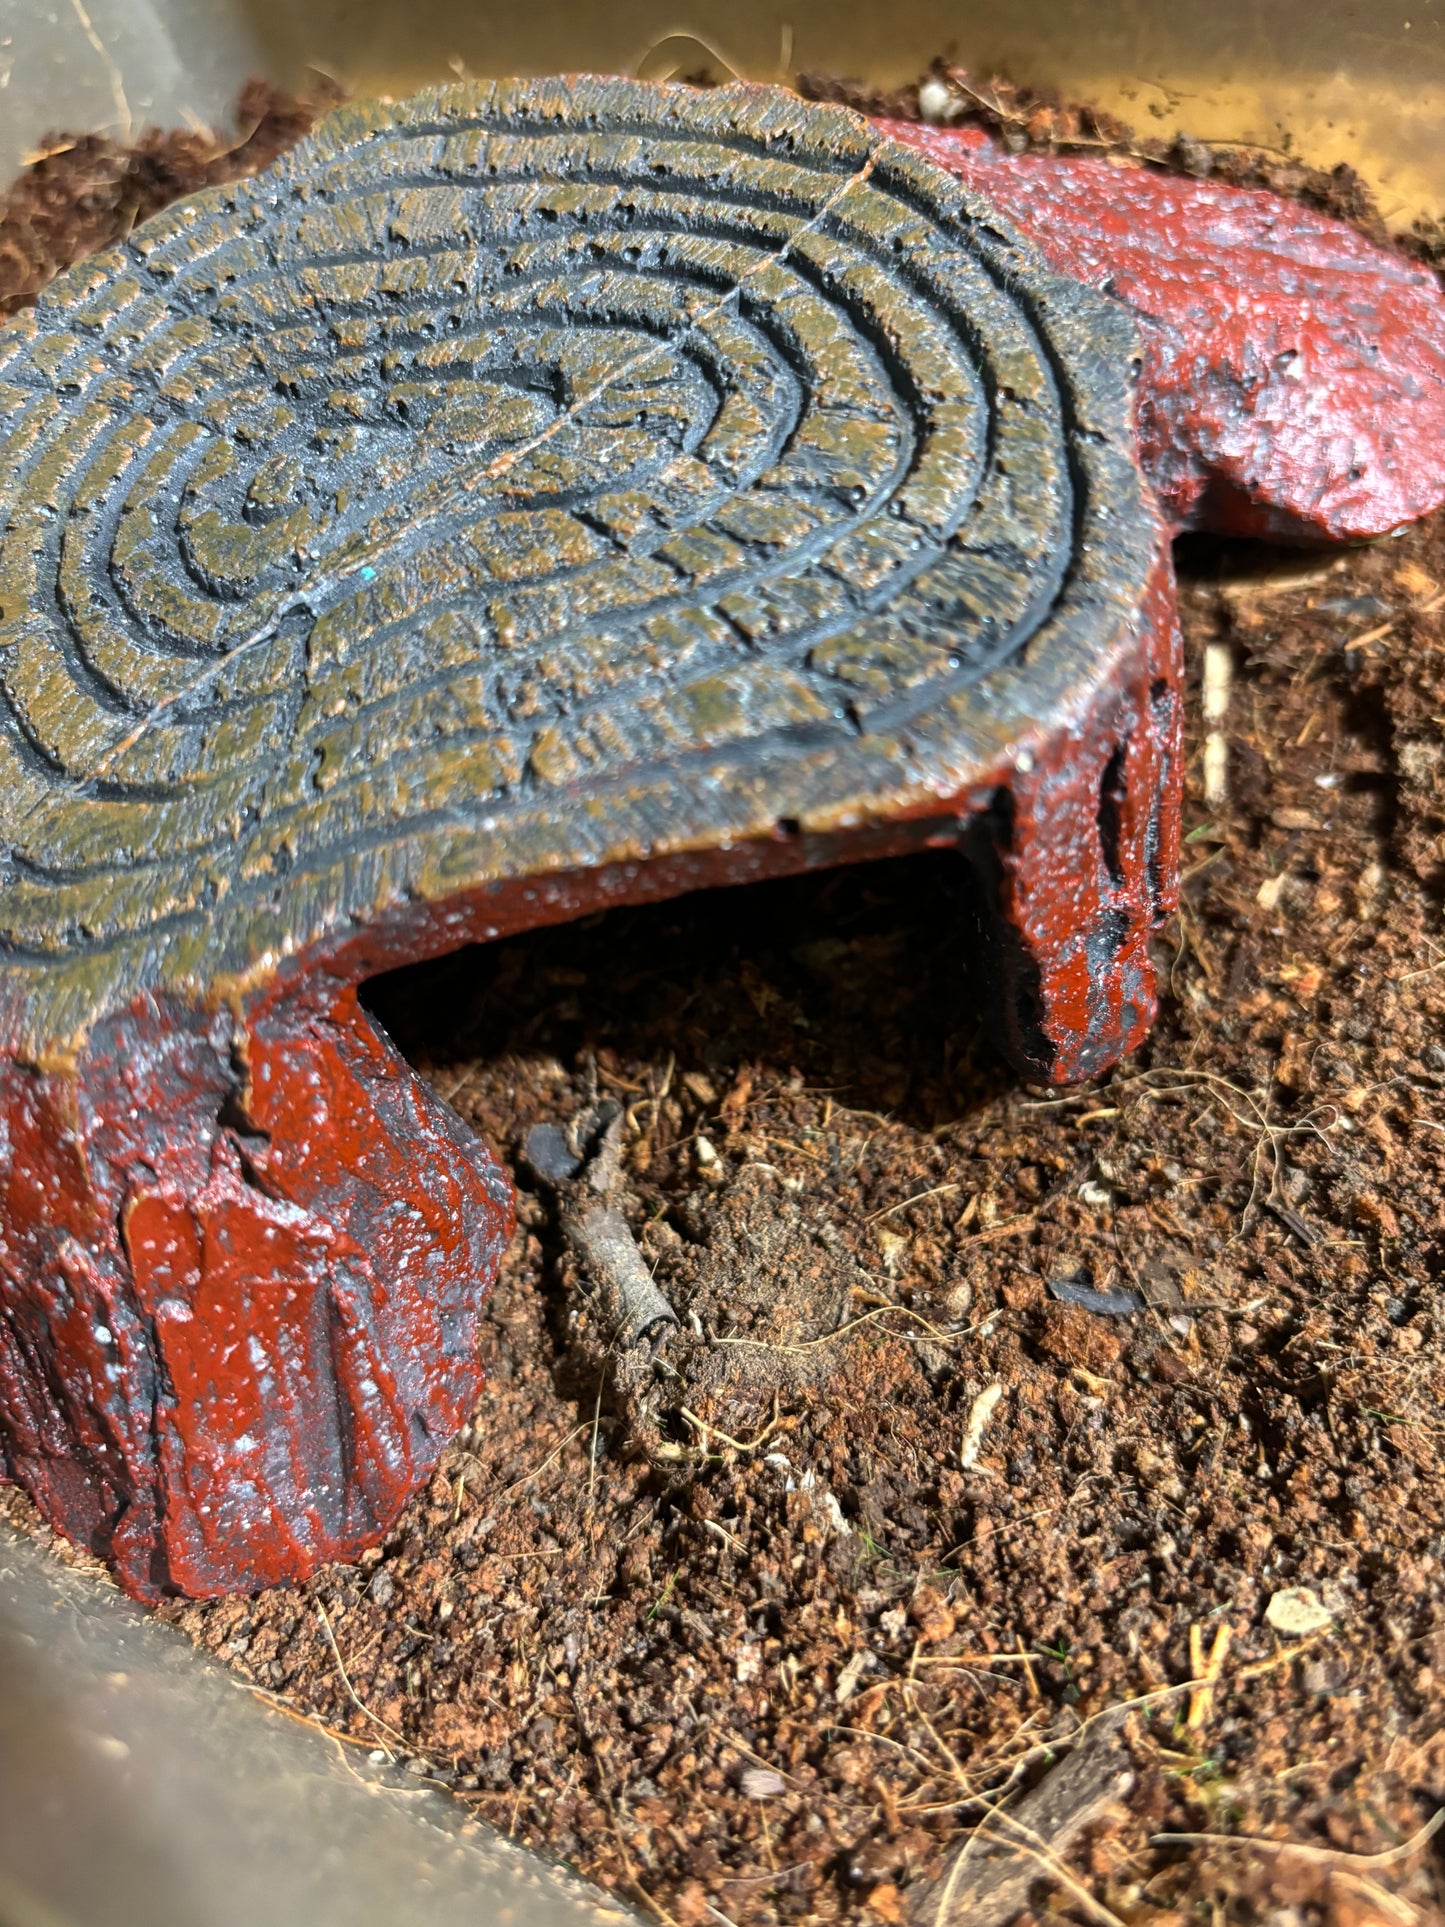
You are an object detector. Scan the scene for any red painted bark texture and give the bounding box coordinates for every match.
[983,554,1182,1082]
[874,120,1445,542]
[0,989,512,1596]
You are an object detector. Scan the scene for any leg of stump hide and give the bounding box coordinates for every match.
[0,986,513,1599]
[970,607,1183,1086]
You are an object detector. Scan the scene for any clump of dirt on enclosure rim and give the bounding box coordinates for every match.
[2,81,1445,1927]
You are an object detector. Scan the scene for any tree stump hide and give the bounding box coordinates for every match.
[0,79,1180,1597]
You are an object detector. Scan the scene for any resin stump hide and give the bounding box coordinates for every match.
[0,80,1179,1597]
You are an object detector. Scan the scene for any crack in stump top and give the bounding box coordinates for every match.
[0,77,1159,1056]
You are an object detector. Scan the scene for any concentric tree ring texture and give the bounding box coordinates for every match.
[0,80,1180,1597]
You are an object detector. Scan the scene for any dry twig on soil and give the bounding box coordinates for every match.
[905,1734,1134,1927]
[525,1100,678,1348]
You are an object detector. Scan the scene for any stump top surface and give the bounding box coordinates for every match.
[0,78,1155,1055]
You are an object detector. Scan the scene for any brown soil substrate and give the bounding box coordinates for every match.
[0,80,339,319]
[3,81,1445,1927]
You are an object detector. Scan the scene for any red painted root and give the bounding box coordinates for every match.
[875,120,1445,542]
[0,988,512,1597]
